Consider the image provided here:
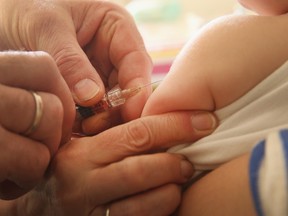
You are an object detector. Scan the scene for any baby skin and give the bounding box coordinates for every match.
[142,14,288,116]
[142,0,288,215]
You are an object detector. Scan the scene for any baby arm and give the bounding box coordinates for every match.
[178,153,256,216]
[142,13,288,216]
[142,14,288,115]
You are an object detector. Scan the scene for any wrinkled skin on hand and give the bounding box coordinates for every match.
[3,111,217,216]
[0,51,73,200]
[0,0,152,135]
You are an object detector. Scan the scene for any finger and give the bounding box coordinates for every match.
[88,153,193,205]
[112,184,181,216]
[0,85,63,155]
[44,33,106,105]
[0,1,105,105]
[81,110,122,135]
[73,110,122,136]
[118,50,153,121]
[31,3,106,105]
[91,184,181,216]
[86,111,217,164]
[99,8,153,121]
[72,1,152,119]
[0,51,75,144]
[0,127,50,200]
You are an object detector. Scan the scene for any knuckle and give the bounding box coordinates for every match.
[54,48,85,77]
[115,184,181,216]
[161,113,195,144]
[8,142,50,188]
[38,94,63,151]
[44,94,64,127]
[47,95,64,122]
[33,51,55,67]
[118,154,181,184]
[113,157,148,189]
[116,158,142,184]
[163,114,182,137]
[0,126,50,188]
[153,153,189,181]
[123,119,152,151]
[27,147,50,180]
[32,51,61,81]
[101,3,129,23]
[0,126,9,171]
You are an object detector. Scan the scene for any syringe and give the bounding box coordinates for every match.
[76,80,161,119]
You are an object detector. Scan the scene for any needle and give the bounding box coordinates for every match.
[75,80,162,119]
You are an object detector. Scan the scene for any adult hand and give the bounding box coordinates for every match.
[0,0,152,133]
[0,51,74,200]
[6,111,216,216]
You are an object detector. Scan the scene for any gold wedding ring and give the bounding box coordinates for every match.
[23,91,43,135]
[105,207,110,216]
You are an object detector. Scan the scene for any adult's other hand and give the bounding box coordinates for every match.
[4,111,216,215]
[0,51,74,199]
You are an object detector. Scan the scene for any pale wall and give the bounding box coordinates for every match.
[181,0,236,19]
[110,0,237,20]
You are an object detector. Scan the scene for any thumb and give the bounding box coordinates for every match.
[40,33,105,106]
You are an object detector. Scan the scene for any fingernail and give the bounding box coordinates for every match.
[181,160,194,179]
[191,112,216,131]
[74,79,100,101]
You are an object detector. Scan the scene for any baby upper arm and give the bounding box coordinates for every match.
[142,14,288,116]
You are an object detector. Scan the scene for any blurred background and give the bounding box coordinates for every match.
[109,0,249,80]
